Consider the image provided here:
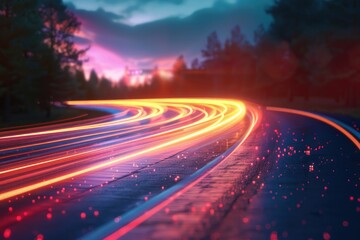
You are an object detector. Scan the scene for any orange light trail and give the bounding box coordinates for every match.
[102,104,261,240]
[0,99,255,201]
[267,107,360,150]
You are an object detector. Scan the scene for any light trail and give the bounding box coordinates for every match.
[0,99,257,202]
[267,107,360,150]
[97,104,261,240]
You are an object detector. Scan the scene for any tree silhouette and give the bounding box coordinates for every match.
[202,31,222,69]
[86,69,99,100]
[0,0,43,120]
[172,55,187,96]
[38,0,85,116]
[98,77,113,99]
[191,58,200,70]
[266,0,323,42]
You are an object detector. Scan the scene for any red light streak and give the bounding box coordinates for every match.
[0,99,253,202]
[102,104,261,239]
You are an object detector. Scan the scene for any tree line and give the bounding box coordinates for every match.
[1,0,359,123]
[0,0,85,120]
[102,0,360,106]
[157,0,359,106]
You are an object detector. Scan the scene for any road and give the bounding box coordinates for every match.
[0,99,358,239]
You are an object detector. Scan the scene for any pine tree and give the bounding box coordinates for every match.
[38,0,85,116]
[98,77,113,99]
[71,68,86,99]
[191,58,200,70]
[86,69,99,99]
[202,31,222,69]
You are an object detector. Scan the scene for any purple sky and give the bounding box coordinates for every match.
[65,0,271,81]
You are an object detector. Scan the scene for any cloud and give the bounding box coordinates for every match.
[71,0,270,79]
[118,0,186,16]
[75,1,269,55]
[77,42,126,81]
[96,0,185,4]
[66,0,225,25]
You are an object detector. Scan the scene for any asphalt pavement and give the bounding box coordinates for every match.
[0,100,358,240]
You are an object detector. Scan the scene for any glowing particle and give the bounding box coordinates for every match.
[323,232,331,240]
[242,217,249,223]
[46,213,52,220]
[36,234,44,240]
[3,228,11,239]
[80,212,86,219]
[270,231,278,240]
[309,164,314,172]
[94,210,99,217]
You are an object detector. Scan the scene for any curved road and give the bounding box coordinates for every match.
[0,99,358,239]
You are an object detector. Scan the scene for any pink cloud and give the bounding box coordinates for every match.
[75,15,179,82]
[77,42,126,82]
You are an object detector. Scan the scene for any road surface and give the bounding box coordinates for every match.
[0,99,358,239]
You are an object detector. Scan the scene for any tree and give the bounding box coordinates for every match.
[202,31,222,69]
[172,55,187,96]
[324,0,360,106]
[228,25,247,48]
[74,68,87,99]
[38,0,85,116]
[326,0,360,31]
[266,0,323,42]
[223,25,250,62]
[86,69,99,99]
[116,78,129,99]
[253,24,266,46]
[0,0,43,120]
[191,58,200,70]
[98,77,113,99]
[265,0,334,101]
[172,55,187,74]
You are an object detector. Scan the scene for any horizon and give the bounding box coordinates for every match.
[66,0,270,81]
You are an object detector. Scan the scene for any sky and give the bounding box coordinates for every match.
[65,0,271,81]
